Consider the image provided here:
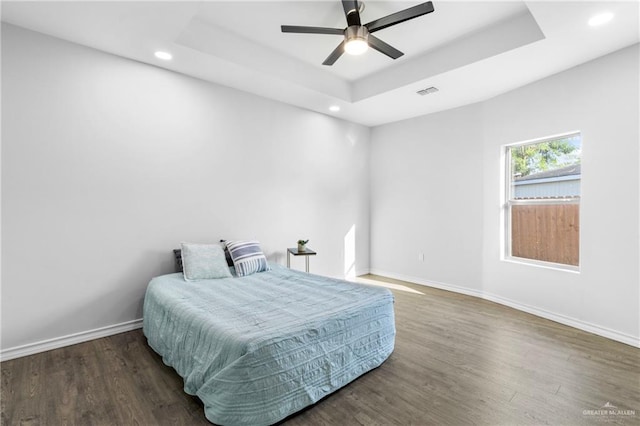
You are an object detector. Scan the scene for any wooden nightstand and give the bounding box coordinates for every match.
[286,248,317,273]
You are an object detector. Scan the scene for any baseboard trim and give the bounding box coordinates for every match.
[479,293,640,348]
[1,318,143,362]
[367,269,640,348]
[368,269,484,298]
[354,268,370,277]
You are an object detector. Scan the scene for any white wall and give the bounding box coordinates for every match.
[369,104,485,291]
[1,24,370,352]
[481,44,639,344]
[371,44,639,346]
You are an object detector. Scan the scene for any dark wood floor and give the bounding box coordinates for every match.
[2,275,639,425]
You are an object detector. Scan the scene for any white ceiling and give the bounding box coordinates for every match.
[2,1,638,126]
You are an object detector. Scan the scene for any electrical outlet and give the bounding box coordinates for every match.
[418,252,425,262]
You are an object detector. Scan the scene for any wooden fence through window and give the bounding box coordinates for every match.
[511,203,579,266]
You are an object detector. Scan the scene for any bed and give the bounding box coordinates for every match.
[142,263,396,425]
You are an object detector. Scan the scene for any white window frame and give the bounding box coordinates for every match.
[502,131,581,272]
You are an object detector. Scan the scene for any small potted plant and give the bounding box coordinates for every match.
[297,239,309,252]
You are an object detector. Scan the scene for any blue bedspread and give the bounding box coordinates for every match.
[142,264,395,425]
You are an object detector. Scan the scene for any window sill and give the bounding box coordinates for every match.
[502,256,580,274]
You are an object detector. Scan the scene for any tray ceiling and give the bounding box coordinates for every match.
[2,1,638,126]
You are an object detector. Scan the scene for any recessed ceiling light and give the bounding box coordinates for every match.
[329,105,341,112]
[588,12,614,27]
[154,51,173,60]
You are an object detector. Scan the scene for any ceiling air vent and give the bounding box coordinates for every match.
[417,87,439,96]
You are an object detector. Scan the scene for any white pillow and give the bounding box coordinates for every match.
[180,242,232,281]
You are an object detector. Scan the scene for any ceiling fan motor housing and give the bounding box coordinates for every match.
[345,25,369,43]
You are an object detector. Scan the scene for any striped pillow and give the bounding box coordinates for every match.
[225,240,270,277]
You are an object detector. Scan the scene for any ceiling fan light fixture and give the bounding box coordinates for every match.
[345,38,368,55]
[344,25,369,56]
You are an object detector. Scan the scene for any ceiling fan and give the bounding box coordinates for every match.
[281,1,435,66]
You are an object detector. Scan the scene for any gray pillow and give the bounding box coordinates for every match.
[174,240,233,272]
[173,249,183,273]
[219,239,234,267]
[180,242,232,281]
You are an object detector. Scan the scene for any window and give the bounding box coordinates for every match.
[504,132,581,269]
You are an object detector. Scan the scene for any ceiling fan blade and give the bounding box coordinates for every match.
[281,25,344,35]
[322,41,346,66]
[368,34,404,60]
[365,1,434,33]
[341,0,361,27]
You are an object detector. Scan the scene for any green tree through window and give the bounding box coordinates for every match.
[511,135,581,177]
